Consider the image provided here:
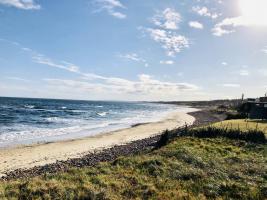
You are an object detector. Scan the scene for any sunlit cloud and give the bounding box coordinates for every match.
[213,0,267,36]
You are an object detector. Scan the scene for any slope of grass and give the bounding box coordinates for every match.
[0,135,266,199]
[212,119,267,136]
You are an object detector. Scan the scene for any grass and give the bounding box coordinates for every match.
[212,119,267,136]
[0,124,266,199]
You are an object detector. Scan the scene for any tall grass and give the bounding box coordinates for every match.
[156,123,266,149]
[183,126,266,143]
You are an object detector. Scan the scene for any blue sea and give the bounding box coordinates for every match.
[0,97,188,148]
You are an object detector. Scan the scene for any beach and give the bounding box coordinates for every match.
[0,109,196,178]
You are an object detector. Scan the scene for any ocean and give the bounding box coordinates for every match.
[0,97,190,148]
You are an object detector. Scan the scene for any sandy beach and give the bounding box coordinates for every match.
[0,110,195,178]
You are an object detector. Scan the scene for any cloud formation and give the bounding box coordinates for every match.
[33,55,80,73]
[94,0,126,19]
[118,53,148,67]
[212,1,267,37]
[152,8,181,30]
[0,0,40,10]
[212,17,244,36]
[27,47,198,100]
[44,74,198,101]
[160,60,174,65]
[192,6,218,19]
[188,21,204,29]
[146,28,189,57]
[143,8,189,57]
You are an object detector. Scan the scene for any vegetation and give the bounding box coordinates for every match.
[212,119,267,136]
[186,126,266,143]
[0,124,266,200]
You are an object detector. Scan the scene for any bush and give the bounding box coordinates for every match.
[226,112,247,120]
[155,130,170,149]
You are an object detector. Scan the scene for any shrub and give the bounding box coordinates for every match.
[155,130,170,149]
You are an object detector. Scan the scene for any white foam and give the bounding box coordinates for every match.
[0,104,197,148]
[97,112,107,117]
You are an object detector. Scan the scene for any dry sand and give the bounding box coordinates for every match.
[0,110,195,177]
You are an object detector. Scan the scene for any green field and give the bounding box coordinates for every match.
[0,134,266,199]
[212,119,267,136]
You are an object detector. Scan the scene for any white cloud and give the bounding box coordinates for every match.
[32,55,80,73]
[192,6,219,19]
[141,8,189,57]
[212,0,267,37]
[152,8,181,30]
[119,53,145,62]
[146,28,189,57]
[160,60,174,65]
[221,83,240,88]
[221,62,228,66]
[31,51,198,98]
[0,0,40,10]
[1,39,200,100]
[141,8,190,57]
[44,74,198,101]
[188,21,204,29]
[212,17,246,36]
[94,0,126,19]
[119,53,148,67]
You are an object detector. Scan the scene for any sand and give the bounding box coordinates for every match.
[0,110,195,177]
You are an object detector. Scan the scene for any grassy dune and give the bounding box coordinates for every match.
[0,133,266,199]
[212,119,267,136]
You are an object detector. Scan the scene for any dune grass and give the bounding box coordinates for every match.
[212,119,267,136]
[0,133,266,199]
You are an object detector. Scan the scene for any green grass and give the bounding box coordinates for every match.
[0,135,266,199]
[212,119,267,136]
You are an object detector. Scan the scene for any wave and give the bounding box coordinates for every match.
[24,105,35,109]
[0,99,190,147]
[97,112,107,117]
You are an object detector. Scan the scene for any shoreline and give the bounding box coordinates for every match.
[0,109,197,178]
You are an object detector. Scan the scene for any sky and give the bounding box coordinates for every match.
[0,0,267,101]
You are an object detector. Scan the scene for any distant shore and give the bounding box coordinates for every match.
[0,108,200,178]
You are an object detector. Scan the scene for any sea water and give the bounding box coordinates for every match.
[0,97,192,147]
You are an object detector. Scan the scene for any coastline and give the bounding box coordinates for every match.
[0,109,196,178]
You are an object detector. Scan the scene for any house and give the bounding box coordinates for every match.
[246,97,267,119]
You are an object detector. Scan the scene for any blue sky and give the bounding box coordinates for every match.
[0,0,267,101]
